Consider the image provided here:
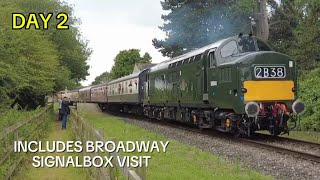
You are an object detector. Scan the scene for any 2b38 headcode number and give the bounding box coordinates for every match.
[12,13,69,30]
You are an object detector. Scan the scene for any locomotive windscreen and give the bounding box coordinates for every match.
[238,36,256,52]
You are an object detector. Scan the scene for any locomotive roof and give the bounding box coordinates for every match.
[150,37,230,73]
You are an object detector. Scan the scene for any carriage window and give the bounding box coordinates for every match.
[221,40,238,58]
[135,80,138,89]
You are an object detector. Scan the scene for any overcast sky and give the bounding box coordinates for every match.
[66,0,167,86]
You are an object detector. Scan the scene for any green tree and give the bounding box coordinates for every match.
[299,68,320,131]
[91,71,111,85]
[11,0,92,85]
[153,0,254,57]
[110,49,152,79]
[0,0,90,109]
[268,0,320,70]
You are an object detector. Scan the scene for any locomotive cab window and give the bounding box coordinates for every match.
[220,40,238,58]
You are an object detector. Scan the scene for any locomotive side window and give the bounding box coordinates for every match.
[161,74,165,82]
[220,40,238,58]
[183,59,188,65]
[172,62,177,68]
[195,54,201,62]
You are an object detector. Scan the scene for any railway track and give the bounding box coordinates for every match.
[237,137,320,163]
[254,133,320,148]
[166,122,320,163]
[106,110,320,164]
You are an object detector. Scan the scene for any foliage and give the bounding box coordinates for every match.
[153,0,254,57]
[298,68,320,131]
[0,106,50,179]
[268,0,320,70]
[0,0,90,110]
[91,71,111,85]
[110,49,152,79]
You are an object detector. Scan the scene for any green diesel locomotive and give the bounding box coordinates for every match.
[143,34,305,137]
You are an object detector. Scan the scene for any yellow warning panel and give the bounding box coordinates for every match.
[244,81,295,101]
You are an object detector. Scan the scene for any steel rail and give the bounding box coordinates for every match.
[254,133,320,148]
[237,138,320,163]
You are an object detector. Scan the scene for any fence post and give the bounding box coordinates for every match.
[98,128,104,179]
[108,137,117,180]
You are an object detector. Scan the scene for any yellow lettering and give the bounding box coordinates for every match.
[39,13,53,29]
[12,13,25,29]
[56,13,69,29]
[26,14,40,29]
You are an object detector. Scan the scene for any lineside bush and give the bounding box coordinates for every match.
[298,68,320,131]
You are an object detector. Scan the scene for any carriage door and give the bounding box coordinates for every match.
[202,53,208,102]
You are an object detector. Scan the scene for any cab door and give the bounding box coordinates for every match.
[206,49,219,107]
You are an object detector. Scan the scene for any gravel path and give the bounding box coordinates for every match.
[121,117,320,180]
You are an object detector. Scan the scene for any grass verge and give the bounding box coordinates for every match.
[12,116,89,180]
[79,107,272,180]
[280,131,320,143]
